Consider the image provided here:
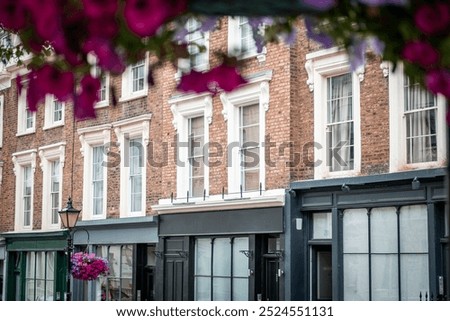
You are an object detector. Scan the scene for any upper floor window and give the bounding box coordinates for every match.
[186,18,209,71]
[388,64,446,171]
[13,149,37,231]
[94,66,109,108]
[113,115,151,217]
[170,95,212,200]
[306,48,361,179]
[39,142,65,229]
[220,74,271,195]
[17,87,36,136]
[44,95,64,129]
[120,55,149,101]
[228,17,257,59]
[78,125,110,220]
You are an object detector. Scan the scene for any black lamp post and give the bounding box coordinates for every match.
[58,197,81,301]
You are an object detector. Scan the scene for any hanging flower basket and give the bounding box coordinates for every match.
[71,252,109,281]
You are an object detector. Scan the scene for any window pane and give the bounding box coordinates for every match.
[232,278,248,300]
[405,109,437,163]
[371,207,397,254]
[232,237,249,277]
[343,254,369,300]
[371,254,399,301]
[239,17,256,54]
[313,212,332,239]
[195,239,212,275]
[243,169,259,191]
[108,246,121,278]
[195,277,211,301]
[212,277,230,301]
[343,209,369,253]
[213,238,231,277]
[400,205,428,253]
[400,254,429,301]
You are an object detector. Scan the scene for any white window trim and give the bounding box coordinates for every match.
[388,63,447,172]
[43,95,65,130]
[38,142,66,230]
[0,95,4,147]
[306,47,362,179]
[78,124,111,220]
[170,93,212,200]
[12,149,37,231]
[227,17,266,62]
[220,72,271,196]
[120,54,149,102]
[95,72,110,108]
[113,114,152,218]
[17,87,36,136]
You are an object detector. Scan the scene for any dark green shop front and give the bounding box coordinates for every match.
[3,231,68,301]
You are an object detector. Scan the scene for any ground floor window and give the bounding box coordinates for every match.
[24,251,55,301]
[343,205,429,301]
[194,237,249,301]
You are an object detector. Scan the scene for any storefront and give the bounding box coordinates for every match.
[72,216,158,301]
[287,168,448,301]
[155,206,285,301]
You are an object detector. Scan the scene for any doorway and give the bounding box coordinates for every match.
[311,245,332,300]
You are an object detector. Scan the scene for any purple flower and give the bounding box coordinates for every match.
[349,36,385,71]
[200,17,219,32]
[425,69,450,99]
[37,64,74,102]
[414,2,450,35]
[301,0,337,11]
[82,0,118,19]
[83,37,125,74]
[124,0,187,37]
[75,74,100,119]
[401,41,440,69]
[304,17,334,48]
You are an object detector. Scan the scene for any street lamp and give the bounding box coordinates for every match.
[59,197,81,301]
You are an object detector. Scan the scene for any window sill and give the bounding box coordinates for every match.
[119,92,147,103]
[16,129,36,137]
[95,101,110,109]
[43,123,64,131]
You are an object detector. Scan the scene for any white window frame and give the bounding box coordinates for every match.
[93,67,110,108]
[38,143,65,230]
[78,125,111,220]
[388,63,446,172]
[12,149,37,231]
[170,94,212,200]
[0,95,4,148]
[17,87,36,136]
[43,95,64,130]
[220,73,271,195]
[120,54,149,102]
[306,48,362,179]
[113,114,151,217]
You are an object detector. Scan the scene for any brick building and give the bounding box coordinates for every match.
[0,16,447,301]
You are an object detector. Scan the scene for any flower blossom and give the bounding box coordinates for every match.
[401,41,440,69]
[414,2,450,35]
[425,69,450,99]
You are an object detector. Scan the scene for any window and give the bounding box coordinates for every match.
[97,245,134,301]
[13,149,37,231]
[186,18,209,71]
[389,64,446,171]
[220,73,271,195]
[343,206,429,301]
[39,143,65,229]
[44,95,64,129]
[90,62,110,108]
[25,251,55,301]
[327,73,354,172]
[121,56,148,101]
[194,237,249,301]
[188,116,205,197]
[17,88,36,135]
[239,104,260,191]
[228,17,257,58]
[78,125,111,220]
[306,48,361,179]
[113,114,151,217]
[170,95,211,200]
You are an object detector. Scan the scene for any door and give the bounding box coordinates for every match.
[264,257,280,300]
[311,245,332,300]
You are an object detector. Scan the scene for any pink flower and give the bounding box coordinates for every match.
[0,0,27,31]
[26,71,46,112]
[178,64,247,94]
[83,37,125,74]
[88,16,119,38]
[425,69,450,99]
[36,64,74,102]
[23,0,62,41]
[401,41,440,69]
[124,0,187,37]
[82,0,118,19]
[74,74,101,119]
[414,2,450,35]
